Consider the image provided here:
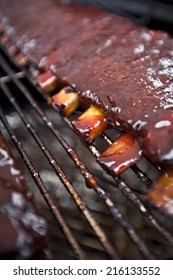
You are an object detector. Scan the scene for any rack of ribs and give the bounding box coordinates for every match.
[0,0,173,168]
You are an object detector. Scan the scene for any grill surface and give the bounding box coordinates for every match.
[1,44,173,260]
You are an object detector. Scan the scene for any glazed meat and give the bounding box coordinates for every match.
[0,0,173,167]
[0,133,47,259]
[147,171,173,215]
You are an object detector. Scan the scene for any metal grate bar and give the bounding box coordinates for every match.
[0,106,85,260]
[0,53,156,259]
[0,71,25,83]
[1,82,118,260]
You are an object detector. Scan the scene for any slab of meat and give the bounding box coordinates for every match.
[0,0,173,167]
[0,133,47,259]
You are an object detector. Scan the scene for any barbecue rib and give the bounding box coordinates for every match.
[0,132,47,259]
[0,0,173,167]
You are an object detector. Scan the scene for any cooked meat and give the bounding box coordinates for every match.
[147,171,173,216]
[0,133,47,259]
[0,133,25,190]
[0,0,173,167]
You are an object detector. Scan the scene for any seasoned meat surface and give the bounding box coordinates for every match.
[0,133,47,259]
[0,0,173,167]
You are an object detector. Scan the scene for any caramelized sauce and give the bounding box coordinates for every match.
[37,72,59,93]
[139,112,173,168]
[52,87,79,116]
[72,106,107,141]
[97,134,142,174]
[147,171,173,215]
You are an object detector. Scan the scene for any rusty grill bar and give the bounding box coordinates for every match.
[0,45,173,260]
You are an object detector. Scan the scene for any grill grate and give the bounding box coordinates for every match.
[1,45,173,260]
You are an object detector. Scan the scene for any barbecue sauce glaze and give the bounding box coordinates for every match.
[147,171,173,215]
[0,0,173,167]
